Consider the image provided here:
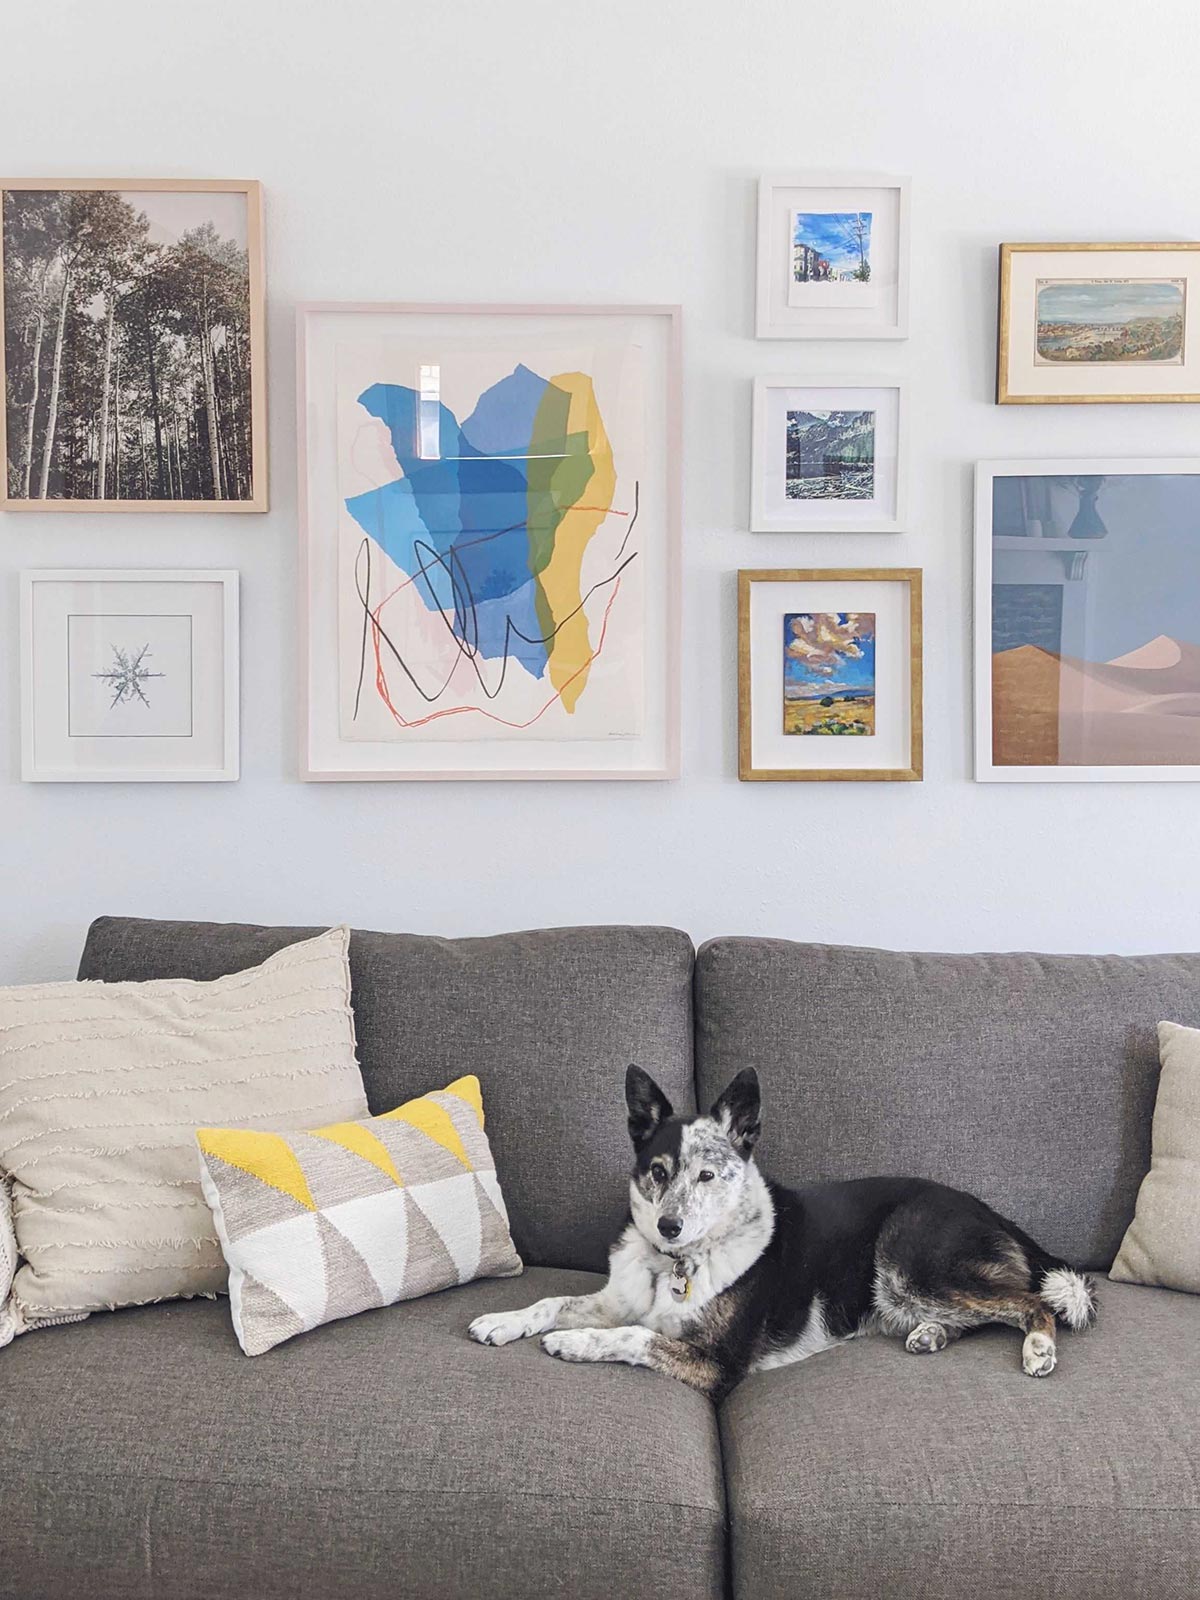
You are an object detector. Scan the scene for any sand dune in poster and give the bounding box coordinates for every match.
[993,635,1200,766]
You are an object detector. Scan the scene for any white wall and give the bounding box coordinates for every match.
[5,0,1200,983]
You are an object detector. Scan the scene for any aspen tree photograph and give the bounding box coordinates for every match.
[1,179,266,510]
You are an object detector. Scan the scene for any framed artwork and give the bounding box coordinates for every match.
[738,568,922,782]
[997,243,1200,404]
[750,378,906,532]
[297,302,681,781]
[755,173,910,339]
[976,460,1200,781]
[21,569,239,781]
[1,179,267,510]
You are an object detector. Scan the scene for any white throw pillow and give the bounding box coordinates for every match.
[0,926,368,1336]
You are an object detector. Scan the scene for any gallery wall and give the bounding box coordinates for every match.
[4,0,1200,982]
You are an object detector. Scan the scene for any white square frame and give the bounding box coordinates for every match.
[755,172,910,340]
[975,458,1200,782]
[750,377,907,532]
[21,569,239,782]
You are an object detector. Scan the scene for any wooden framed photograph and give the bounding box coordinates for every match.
[21,569,239,781]
[750,377,906,532]
[997,242,1200,404]
[755,172,910,339]
[298,302,681,781]
[2,179,266,510]
[976,459,1200,781]
[738,568,922,782]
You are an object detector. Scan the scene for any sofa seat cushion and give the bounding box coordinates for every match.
[0,1267,724,1600]
[721,1280,1200,1600]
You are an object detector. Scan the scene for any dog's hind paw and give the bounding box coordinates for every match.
[469,1310,536,1346]
[905,1320,949,1354]
[1022,1330,1057,1377]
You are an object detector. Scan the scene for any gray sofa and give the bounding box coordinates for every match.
[3,919,1198,1600]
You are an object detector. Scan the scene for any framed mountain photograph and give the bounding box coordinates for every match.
[755,173,910,339]
[1,179,266,510]
[997,243,1200,404]
[976,460,1200,780]
[738,568,922,781]
[750,378,906,532]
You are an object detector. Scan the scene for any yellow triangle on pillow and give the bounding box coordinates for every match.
[442,1074,485,1127]
[197,1128,316,1211]
[308,1121,404,1186]
[382,1096,472,1170]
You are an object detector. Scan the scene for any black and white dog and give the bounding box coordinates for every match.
[469,1065,1097,1399]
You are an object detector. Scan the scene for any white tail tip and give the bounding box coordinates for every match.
[1040,1267,1097,1330]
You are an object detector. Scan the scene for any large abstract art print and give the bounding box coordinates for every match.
[299,305,680,779]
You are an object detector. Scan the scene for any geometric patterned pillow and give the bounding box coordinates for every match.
[197,1075,523,1355]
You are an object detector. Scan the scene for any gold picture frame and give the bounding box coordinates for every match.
[738,567,922,782]
[1,177,267,511]
[997,241,1200,405]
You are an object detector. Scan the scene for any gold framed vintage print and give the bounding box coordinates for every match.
[738,568,922,782]
[997,242,1200,405]
[1,178,267,510]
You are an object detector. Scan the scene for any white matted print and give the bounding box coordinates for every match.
[21,570,238,781]
[751,379,905,532]
[998,244,1200,403]
[756,174,909,339]
[298,303,681,780]
[738,569,922,782]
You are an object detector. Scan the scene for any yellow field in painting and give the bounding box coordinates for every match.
[784,696,875,736]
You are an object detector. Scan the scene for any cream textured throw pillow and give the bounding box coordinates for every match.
[196,1074,523,1355]
[0,927,368,1337]
[1111,1020,1200,1293]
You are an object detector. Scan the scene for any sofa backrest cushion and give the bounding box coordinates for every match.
[695,938,1200,1269]
[78,919,696,1273]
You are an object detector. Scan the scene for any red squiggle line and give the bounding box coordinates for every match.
[370,578,623,731]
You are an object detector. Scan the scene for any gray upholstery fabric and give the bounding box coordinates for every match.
[722,1280,1200,1600]
[696,938,1200,1267]
[0,1267,724,1600]
[79,918,696,1271]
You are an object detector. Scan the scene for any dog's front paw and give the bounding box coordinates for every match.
[541,1329,598,1362]
[469,1310,537,1347]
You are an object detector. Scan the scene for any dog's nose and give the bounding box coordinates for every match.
[657,1216,683,1240]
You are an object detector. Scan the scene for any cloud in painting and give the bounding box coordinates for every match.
[785,611,874,677]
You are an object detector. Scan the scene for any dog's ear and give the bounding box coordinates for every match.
[625,1064,674,1151]
[711,1067,762,1158]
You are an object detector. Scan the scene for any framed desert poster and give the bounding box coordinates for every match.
[997,243,1200,404]
[21,568,239,781]
[750,378,906,532]
[1,179,266,510]
[297,303,680,780]
[755,173,910,339]
[738,568,922,782]
[976,460,1200,780]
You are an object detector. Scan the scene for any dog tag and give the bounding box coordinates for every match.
[669,1259,691,1302]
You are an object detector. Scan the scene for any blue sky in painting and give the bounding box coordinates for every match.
[792,211,872,274]
[1036,279,1183,325]
[993,473,1200,658]
[783,612,876,696]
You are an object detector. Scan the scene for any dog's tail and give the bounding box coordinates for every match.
[1007,1223,1098,1329]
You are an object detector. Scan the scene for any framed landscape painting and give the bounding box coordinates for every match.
[1,179,266,510]
[976,460,1200,780]
[997,243,1200,404]
[738,568,922,781]
[297,303,680,780]
[21,569,239,781]
[750,378,905,532]
[755,173,910,339]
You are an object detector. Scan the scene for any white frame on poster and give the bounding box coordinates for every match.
[21,569,239,782]
[755,172,910,340]
[975,458,1200,781]
[750,377,907,532]
[296,302,682,781]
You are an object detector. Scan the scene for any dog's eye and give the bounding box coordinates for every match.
[649,1162,667,1184]
[698,1170,715,1183]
